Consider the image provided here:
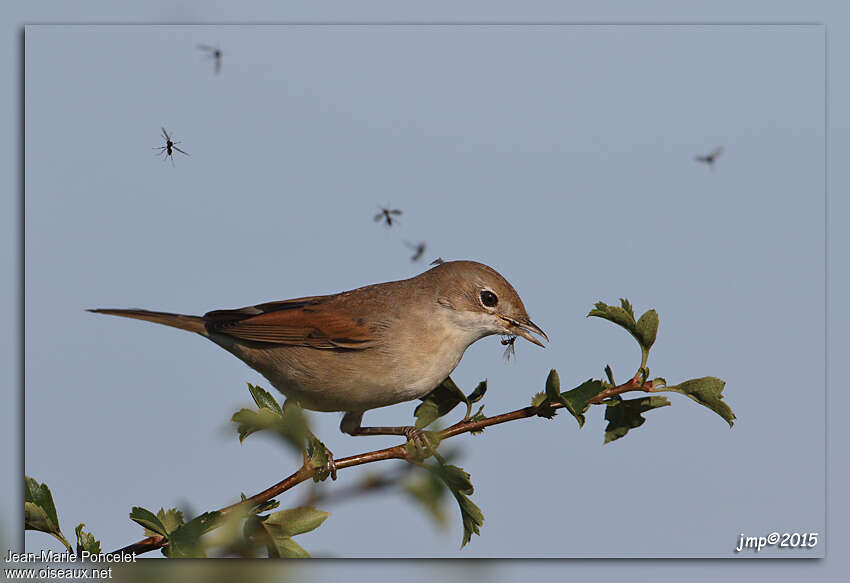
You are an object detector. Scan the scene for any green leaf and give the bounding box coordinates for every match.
[231,407,282,443]
[531,370,563,418]
[664,377,735,427]
[462,380,488,421]
[466,381,488,404]
[200,505,261,558]
[414,377,467,429]
[24,501,53,535]
[531,391,556,419]
[153,508,184,536]
[588,300,659,356]
[267,536,311,558]
[404,469,449,527]
[544,369,561,400]
[275,406,312,453]
[620,298,635,320]
[424,463,483,548]
[165,512,220,558]
[75,523,101,555]
[306,434,333,482]
[425,429,442,450]
[560,379,606,428]
[604,364,615,386]
[414,378,487,427]
[25,502,72,552]
[231,395,310,453]
[249,507,329,558]
[24,477,73,552]
[129,506,168,538]
[603,395,671,443]
[588,300,637,332]
[24,477,73,551]
[262,507,330,537]
[24,477,61,530]
[456,494,484,548]
[247,383,283,415]
[468,405,486,434]
[635,309,659,350]
[532,368,564,419]
[533,373,606,426]
[531,392,547,408]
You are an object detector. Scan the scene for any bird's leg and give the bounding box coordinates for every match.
[282,400,337,481]
[340,412,436,460]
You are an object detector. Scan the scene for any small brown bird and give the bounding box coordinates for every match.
[405,241,427,262]
[695,146,724,170]
[197,44,223,74]
[374,207,402,227]
[90,261,547,472]
[153,128,189,166]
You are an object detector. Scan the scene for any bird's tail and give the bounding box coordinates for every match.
[88,308,207,336]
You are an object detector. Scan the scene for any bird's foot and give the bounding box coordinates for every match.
[402,426,440,461]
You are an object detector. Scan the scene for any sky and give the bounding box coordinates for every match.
[3,2,849,582]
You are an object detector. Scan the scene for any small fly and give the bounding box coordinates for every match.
[197,44,223,74]
[430,258,445,266]
[374,207,402,227]
[695,146,724,171]
[405,241,427,262]
[501,336,517,363]
[153,127,190,166]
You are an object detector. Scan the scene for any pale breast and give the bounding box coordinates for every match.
[209,313,475,413]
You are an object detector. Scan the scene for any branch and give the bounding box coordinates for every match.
[108,375,657,557]
[298,460,421,507]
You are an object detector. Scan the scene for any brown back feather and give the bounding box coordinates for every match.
[203,295,376,349]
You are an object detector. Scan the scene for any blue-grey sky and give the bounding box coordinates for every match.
[4,1,849,582]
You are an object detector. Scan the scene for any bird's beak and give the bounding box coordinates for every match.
[504,316,549,348]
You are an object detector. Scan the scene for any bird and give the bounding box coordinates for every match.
[695,146,724,170]
[89,261,547,473]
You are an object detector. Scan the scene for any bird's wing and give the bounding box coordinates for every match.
[203,295,377,349]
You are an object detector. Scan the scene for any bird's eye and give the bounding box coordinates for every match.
[480,290,498,308]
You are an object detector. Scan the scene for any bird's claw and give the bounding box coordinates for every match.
[403,426,437,460]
